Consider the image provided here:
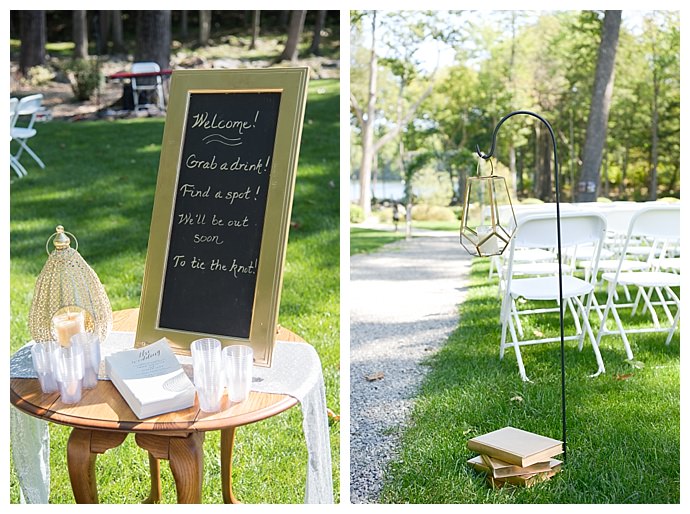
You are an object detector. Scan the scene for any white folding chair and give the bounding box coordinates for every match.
[10,94,45,170]
[500,213,608,381]
[9,98,28,178]
[595,205,680,360]
[131,62,166,111]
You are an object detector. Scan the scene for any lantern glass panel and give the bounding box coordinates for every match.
[460,175,516,257]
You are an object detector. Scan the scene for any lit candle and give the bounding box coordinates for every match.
[53,311,85,347]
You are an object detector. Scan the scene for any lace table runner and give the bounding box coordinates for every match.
[10,332,333,504]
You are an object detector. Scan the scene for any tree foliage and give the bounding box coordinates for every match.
[350,10,680,206]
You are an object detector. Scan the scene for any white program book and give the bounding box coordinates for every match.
[105,338,195,419]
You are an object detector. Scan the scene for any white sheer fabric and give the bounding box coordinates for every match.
[10,332,333,504]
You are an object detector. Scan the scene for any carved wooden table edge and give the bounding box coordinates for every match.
[10,307,304,504]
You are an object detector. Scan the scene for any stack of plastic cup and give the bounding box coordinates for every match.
[191,338,224,413]
[30,341,59,394]
[70,332,101,389]
[54,344,84,404]
[222,345,253,403]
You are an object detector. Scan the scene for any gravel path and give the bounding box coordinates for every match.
[349,229,472,503]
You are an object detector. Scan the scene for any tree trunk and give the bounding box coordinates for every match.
[111,11,124,53]
[577,10,622,202]
[602,146,609,197]
[509,144,517,198]
[537,128,552,201]
[649,78,659,200]
[276,10,306,63]
[19,10,46,76]
[72,10,88,59]
[98,11,111,54]
[532,124,540,197]
[199,10,211,46]
[136,11,171,69]
[619,145,629,199]
[309,10,327,56]
[250,11,260,50]
[516,147,523,198]
[276,11,307,62]
[180,10,188,39]
[357,12,378,218]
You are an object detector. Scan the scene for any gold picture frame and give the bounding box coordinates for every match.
[136,67,309,366]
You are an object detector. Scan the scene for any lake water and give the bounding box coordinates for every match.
[350,180,406,202]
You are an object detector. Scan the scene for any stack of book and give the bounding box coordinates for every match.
[466,426,563,488]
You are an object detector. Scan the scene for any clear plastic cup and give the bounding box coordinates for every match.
[222,345,253,403]
[30,341,59,393]
[70,332,101,389]
[54,343,84,404]
[190,338,224,413]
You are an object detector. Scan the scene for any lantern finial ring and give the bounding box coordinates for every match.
[46,225,79,254]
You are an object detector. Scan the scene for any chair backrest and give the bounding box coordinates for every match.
[131,62,162,87]
[512,212,608,249]
[10,97,19,128]
[132,61,161,74]
[15,94,44,116]
[13,94,43,131]
[627,205,680,241]
[608,205,680,280]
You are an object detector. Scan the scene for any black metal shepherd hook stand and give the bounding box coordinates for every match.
[476,110,567,463]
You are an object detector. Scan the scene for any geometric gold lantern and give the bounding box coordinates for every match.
[459,159,516,257]
[28,225,112,344]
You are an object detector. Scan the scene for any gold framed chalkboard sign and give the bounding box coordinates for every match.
[136,68,309,366]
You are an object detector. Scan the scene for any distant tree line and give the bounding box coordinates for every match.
[351,10,679,216]
[11,10,336,75]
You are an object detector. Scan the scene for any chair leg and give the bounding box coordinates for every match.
[499,296,511,360]
[512,299,523,338]
[575,296,606,376]
[654,286,674,325]
[567,298,582,335]
[638,287,661,328]
[513,342,529,382]
[596,283,633,360]
[609,301,634,360]
[665,308,680,346]
[10,155,27,177]
[15,140,45,169]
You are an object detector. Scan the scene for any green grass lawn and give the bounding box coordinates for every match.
[9,79,340,503]
[350,227,406,255]
[380,258,679,503]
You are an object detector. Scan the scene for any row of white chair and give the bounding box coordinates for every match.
[495,205,680,381]
[10,94,46,177]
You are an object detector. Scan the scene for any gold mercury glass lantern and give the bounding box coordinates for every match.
[459,159,516,257]
[28,225,112,344]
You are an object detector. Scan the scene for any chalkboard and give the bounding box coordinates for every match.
[136,69,309,366]
[158,91,281,338]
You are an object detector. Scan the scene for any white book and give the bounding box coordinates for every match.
[105,338,195,419]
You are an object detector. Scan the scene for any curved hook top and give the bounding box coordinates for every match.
[475,110,558,164]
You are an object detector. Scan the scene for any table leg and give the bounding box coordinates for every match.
[67,429,128,503]
[220,427,241,504]
[143,453,162,504]
[135,432,205,504]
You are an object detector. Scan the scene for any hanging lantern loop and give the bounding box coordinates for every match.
[476,157,495,177]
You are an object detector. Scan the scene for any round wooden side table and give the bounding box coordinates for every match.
[10,308,302,503]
